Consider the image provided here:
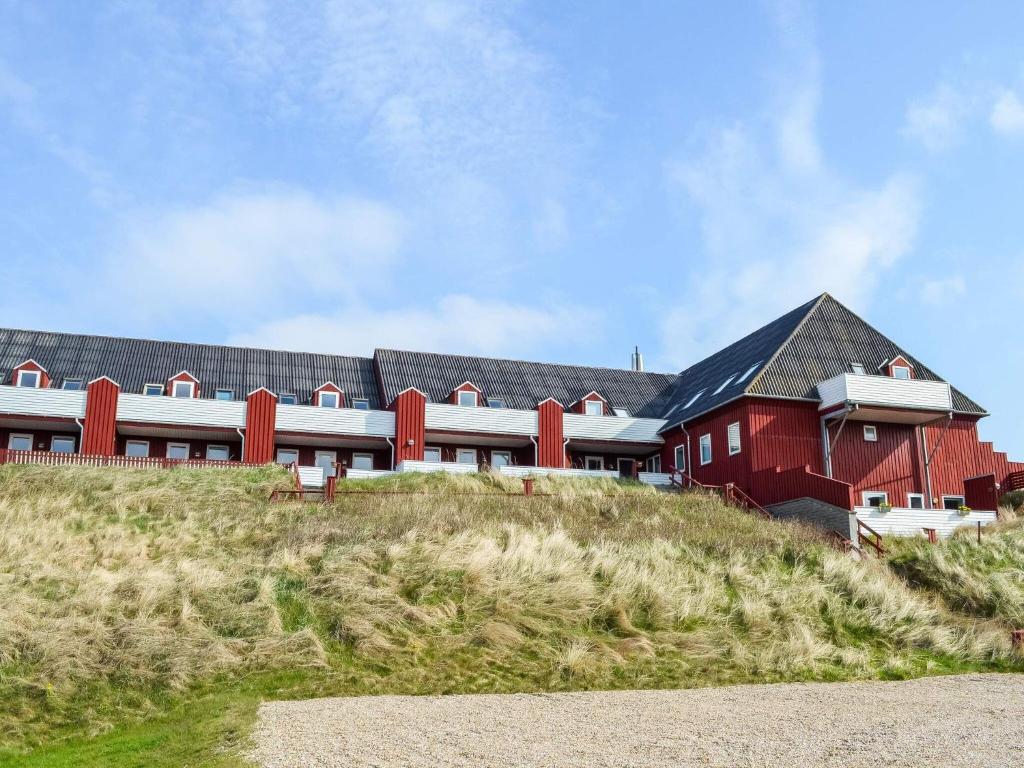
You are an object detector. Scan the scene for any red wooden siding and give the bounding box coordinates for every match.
[243,388,277,464]
[829,421,923,506]
[115,436,243,461]
[81,377,120,455]
[884,355,914,378]
[752,465,854,510]
[964,474,999,511]
[313,382,344,408]
[12,359,50,388]
[570,392,607,415]
[925,417,1021,501]
[167,371,200,398]
[392,389,426,464]
[449,382,482,405]
[746,400,823,474]
[536,399,565,467]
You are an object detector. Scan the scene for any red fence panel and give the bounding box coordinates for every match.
[752,465,854,510]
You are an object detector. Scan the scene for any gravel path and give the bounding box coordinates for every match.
[250,673,1024,767]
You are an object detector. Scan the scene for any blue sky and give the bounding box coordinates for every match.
[1,1,1022,456]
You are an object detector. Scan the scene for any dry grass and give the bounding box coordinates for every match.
[0,465,1019,754]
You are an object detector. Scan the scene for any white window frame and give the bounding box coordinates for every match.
[423,446,442,463]
[16,370,40,388]
[205,444,230,461]
[585,456,604,471]
[166,442,190,460]
[143,383,164,396]
[351,398,370,411]
[278,393,297,405]
[862,491,889,508]
[351,452,374,471]
[646,455,662,473]
[276,448,299,465]
[699,434,712,466]
[673,445,686,474]
[318,391,340,408]
[584,399,604,416]
[850,363,866,376]
[456,448,477,465]
[214,389,234,401]
[61,378,84,390]
[486,398,506,409]
[50,435,76,454]
[727,422,742,456]
[125,440,150,458]
[863,425,878,442]
[942,495,967,511]
[891,365,912,380]
[907,493,925,510]
[171,380,195,398]
[457,390,478,407]
[8,432,34,451]
[490,450,511,468]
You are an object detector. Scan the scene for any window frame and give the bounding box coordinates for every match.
[456,448,477,465]
[673,445,686,474]
[584,456,604,471]
[583,399,604,416]
[166,442,190,460]
[16,370,40,388]
[61,378,84,391]
[891,365,912,380]
[171,380,195,399]
[727,421,742,456]
[318,391,340,409]
[862,491,889,508]
[646,455,662,473]
[7,432,34,451]
[699,433,712,465]
[214,389,234,401]
[863,425,878,442]
[278,393,297,406]
[50,435,76,454]
[683,390,705,410]
[143,383,164,397]
[456,390,478,408]
[486,398,506,409]
[423,446,442,463]
[125,440,150,458]
[713,374,737,395]
[490,450,511,468]
[275,448,299,465]
[850,363,866,376]
[205,444,230,461]
[351,398,370,411]
[907,493,925,510]
[942,495,967,511]
[351,452,374,471]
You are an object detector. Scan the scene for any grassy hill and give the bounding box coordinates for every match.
[1,465,1021,767]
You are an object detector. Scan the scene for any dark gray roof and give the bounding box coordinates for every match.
[374,349,677,414]
[749,294,985,415]
[0,328,381,407]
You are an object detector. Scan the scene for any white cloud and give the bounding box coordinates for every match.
[990,89,1024,137]
[105,188,404,321]
[229,295,600,357]
[921,275,966,305]
[903,84,971,152]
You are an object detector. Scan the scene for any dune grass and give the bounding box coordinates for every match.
[0,465,1021,766]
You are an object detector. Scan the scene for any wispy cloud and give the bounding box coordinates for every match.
[990,89,1024,137]
[903,84,973,153]
[920,275,966,305]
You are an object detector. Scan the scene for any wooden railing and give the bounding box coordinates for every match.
[667,467,771,519]
[857,518,886,556]
[0,449,259,470]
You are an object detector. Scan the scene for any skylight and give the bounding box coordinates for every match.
[713,373,737,395]
[735,360,762,384]
[683,389,705,410]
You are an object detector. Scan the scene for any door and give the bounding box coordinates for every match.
[618,458,635,478]
[315,451,337,481]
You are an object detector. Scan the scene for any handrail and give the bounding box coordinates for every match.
[857,518,886,556]
[668,466,771,520]
[723,482,772,519]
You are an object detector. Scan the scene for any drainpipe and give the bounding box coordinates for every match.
[236,427,245,462]
[75,418,84,454]
[385,436,395,470]
[563,437,570,469]
[679,423,692,482]
[529,435,538,467]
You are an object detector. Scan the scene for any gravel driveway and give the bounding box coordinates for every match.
[250,673,1024,767]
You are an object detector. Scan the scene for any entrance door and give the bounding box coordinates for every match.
[315,450,337,481]
[618,458,636,478]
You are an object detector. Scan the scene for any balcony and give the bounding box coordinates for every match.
[817,374,952,424]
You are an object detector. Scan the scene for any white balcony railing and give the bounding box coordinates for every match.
[817,374,952,413]
[854,506,996,538]
[117,393,246,428]
[0,384,86,420]
[275,404,395,437]
[562,413,666,443]
[425,403,538,436]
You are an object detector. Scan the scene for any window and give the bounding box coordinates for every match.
[423,447,442,463]
[143,384,164,396]
[214,389,233,401]
[456,448,477,465]
[351,398,370,410]
[16,370,40,388]
[613,408,631,417]
[125,440,150,458]
[457,390,478,407]
[8,433,33,451]
[206,445,230,461]
[51,436,76,454]
[734,361,762,384]
[699,434,712,465]
[942,495,966,511]
[490,450,511,468]
[892,365,911,380]
[713,374,737,395]
[487,398,505,409]
[673,445,686,473]
[863,425,878,442]
[646,455,662,473]
[171,380,195,398]
[276,449,299,465]
[907,493,925,510]
[62,378,84,390]
[166,443,190,460]
[727,422,742,455]
[683,390,705,410]
[584,399,604,416]
[585,456,604,471]
[850,363,866,376]
[862,491,888,508]
[278,393,297,406]
[318,391,340,408]
[351,453,374,471]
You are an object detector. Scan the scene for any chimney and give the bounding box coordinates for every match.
[631,346,644,372]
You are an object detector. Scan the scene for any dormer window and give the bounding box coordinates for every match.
[143,383,164,396]
[351,398,370,410]
[850,363,866,376]
[319,391,340,408]
[61,378,84,390]
[487,398,505,408]
[214,389,233,401]
[584,399,604,416]
[279,393,297,405]
[16,370,40,388]
[614,408,631,417]
[458,390,478,407]
[892,365,911,380]
[171,380,195,398]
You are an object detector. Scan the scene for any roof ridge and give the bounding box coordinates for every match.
[375,348,676,377]
[743,293,830,395]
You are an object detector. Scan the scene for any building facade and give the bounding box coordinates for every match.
[2,294,1021,531]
